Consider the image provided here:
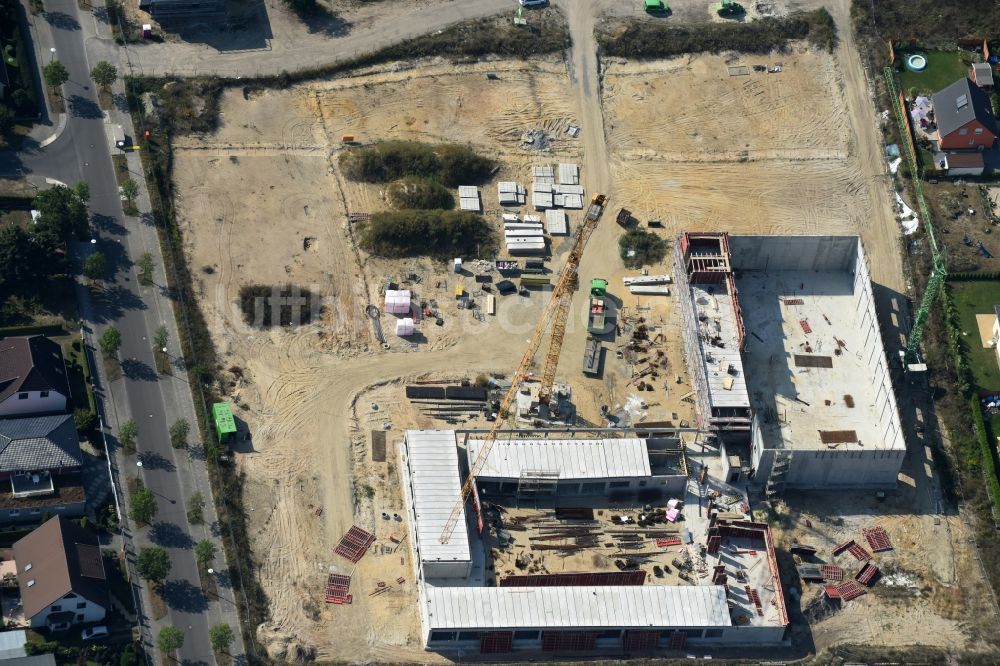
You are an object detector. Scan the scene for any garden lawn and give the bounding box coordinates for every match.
[898,50,973,95]
[950,279,1000,392]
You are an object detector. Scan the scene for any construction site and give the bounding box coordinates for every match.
[166,3,1000,661]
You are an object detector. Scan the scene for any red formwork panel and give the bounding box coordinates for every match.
[542,632,598,652]
[837,580,867,602]
[847,543,872,562]
[862,526,893,552]
[820,565,844,582]
[324,573,351,603]
[479,632,513,654]
[335,525,376,563]
[623,631,660,651]
[500,571,646,587]
[855,562,881,586]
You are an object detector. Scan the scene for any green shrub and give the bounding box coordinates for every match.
[339,141,494,187]
[359,210,496,258]
[619,229,668,269]
[599,9,837,58]
[387,178,455,210]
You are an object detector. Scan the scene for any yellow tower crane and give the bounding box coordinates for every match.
[438,193,608,544]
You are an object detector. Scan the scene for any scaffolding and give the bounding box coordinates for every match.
[516,469,559,504]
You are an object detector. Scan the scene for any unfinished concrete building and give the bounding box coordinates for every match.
[400,429,789,655]
[675,233,905,492]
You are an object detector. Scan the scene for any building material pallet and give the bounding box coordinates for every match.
[335,525,376,563]
[836,580,867,602]
[847,543,872,561]
[820,565,844,582]
[862,526,893,552]
[855,562,881,586]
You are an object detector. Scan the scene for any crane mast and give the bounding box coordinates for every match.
[438,195,607,544]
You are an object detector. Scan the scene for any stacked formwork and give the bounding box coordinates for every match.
[673,241,712,431]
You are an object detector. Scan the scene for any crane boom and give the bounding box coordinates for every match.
[438,196,606,544]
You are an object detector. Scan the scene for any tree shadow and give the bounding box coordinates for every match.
[93,284,148,322]
[44,10,81,30]
[137,450,175,472]
[161,579,208,613]
[67,94,102,119]
[149,521,194,549]
[297,5,351,37]
[214,567,233,589]
[91,213,129,237]
[121,357,157,381]
[113,92,129,114]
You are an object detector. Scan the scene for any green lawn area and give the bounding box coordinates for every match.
[898,50,973,95]
[950,280,1000,392]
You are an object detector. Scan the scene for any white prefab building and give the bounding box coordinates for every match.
[401,430,471,579]
[465,437,688,498]
[401,429,789,655]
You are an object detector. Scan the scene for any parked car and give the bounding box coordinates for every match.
[81,626,109,641]
[519,0,548,6]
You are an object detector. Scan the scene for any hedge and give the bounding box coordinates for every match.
[599,8,837,59]
[359,210,495,258]
[971,394,1000,521]
[0,323,67,337]
[949,271,1000,282]
[339,141,494,187]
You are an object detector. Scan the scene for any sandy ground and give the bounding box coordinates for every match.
[167,3,974,658]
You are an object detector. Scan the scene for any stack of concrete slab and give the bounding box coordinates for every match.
[532,182,554,210]
[558,163,579,185]
[498,182,527,206]
[545,210,568,235]
[532,165,555,184]
[504,216,545,255]
[458,186,481,212]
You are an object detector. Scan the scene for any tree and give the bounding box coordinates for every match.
[83,251,107,281]
[129,478,155,524]
[195,539,216,570]
[209,624,234,654]
[169,418,189,449]
[90,61,117,90]
[99,326,122,357]
[0,105,14,135]
[43,60,69,90]
[119,418,138,450]
[0,226,50,294]
[121,178,139,203]
[156,626,184,656]
[618,228,668,269]
[136,546,171,585]
[73,181,90,203]
[137,251,154,286]
[187,491,205,525]
[153,324,169,350]
[31,185,89,246]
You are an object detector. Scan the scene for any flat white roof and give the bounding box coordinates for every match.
[690,283,750,409]
[425,585,732,630]
[558,163,579,185]
[466,437,651,480]
[404,430,471,565]
[545,209,567,235]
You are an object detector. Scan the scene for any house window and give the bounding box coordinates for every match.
[75,614,83,622]
[457,632,478,641]
[704,629,723,638]
[26,580,34,587]
[17,393,28,400]
[50,605,61,612]
[29,509,40,515]
[76,602,86,609]
[608,481,630,488]
[959,128,968,135]
[9,510,19,517]
[23,563,31,571]
[975,128,984,134]
[39,391,49,398]
[514,630,540,640]
[430,631,457,642]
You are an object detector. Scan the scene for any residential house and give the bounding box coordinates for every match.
[971,62,995,91]
[12,517,107,631]
[931,78,997,151]
[940,151,986,177]
[0,415,85,523]
[0,337,70,418]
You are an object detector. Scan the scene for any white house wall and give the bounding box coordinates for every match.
[0,391,68,417]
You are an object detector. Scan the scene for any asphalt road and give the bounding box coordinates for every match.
[3,1,220,662]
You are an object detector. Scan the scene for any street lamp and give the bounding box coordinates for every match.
[49,47,55,62]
